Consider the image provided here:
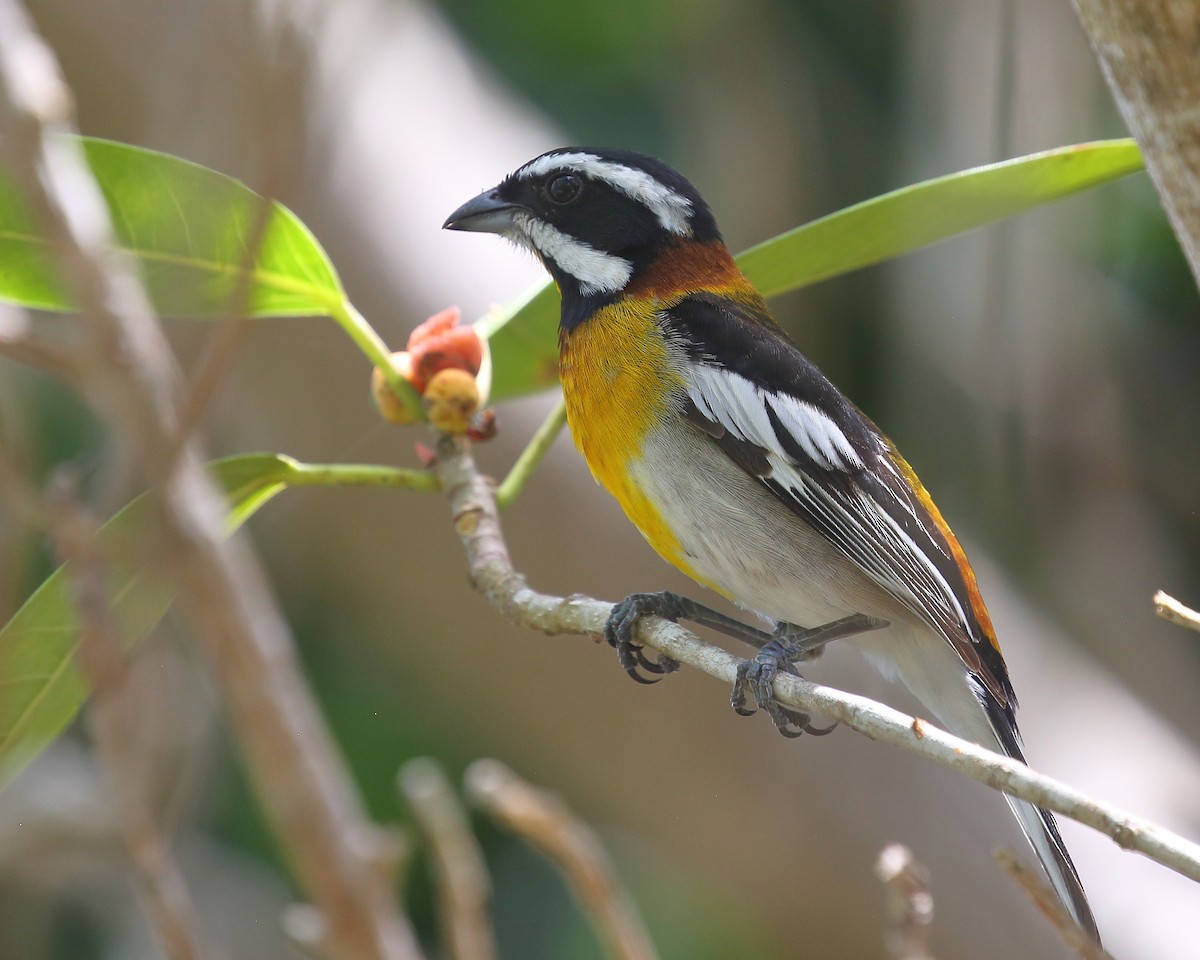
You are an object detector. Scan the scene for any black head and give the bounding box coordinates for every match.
[444,147,722,304]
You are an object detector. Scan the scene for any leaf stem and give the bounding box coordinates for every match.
[282,458,439,493]
[330,299,424,421]
[495,397,568,510]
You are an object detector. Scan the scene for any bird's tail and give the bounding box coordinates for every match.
[862,626,1099,939]
[986,708,1101,944]
[931,670,1101,942]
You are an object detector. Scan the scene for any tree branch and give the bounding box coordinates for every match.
[433,433,1200,887]
[1154,590,1200,634]
[994,850,1114,960]
[49,476,212,960]
[1070,0,1200,287]
[399,759,498,960]
[466,759,660,960]
[875,845,935,960]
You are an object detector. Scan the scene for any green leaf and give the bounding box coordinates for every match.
[475,283,560,404]
[0,454,291,788]
[736,139,1145,297]
[482,139,1145,402]
[0,137,344,318]
[0,453,436,788]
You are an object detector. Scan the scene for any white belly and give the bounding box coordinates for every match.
[628,420,910,629]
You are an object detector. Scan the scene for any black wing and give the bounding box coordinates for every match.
[662,292,1016,713]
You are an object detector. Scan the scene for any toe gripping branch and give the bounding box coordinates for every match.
[731,615,888,737]
[606,590,808,684]
[604,592,696,684]
[604,592,888,738]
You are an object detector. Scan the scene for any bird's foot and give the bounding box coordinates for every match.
[607,589,817,682]
[604,592,689,683]
[731,615,889,737]
[606,591,786,682]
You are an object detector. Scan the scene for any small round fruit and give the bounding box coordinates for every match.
[423,367,480,435]
[370,351,422,424]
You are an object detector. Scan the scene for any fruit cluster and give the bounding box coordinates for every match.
[370,306,488,435]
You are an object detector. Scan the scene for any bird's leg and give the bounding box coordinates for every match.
[731,614,889,737]
[605,591,779,683]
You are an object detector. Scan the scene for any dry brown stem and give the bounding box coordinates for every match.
[1154,590,1200,634]
[399,758,498,960]
[994,849,1115,960]
[466,758,660,960]
[49,479,212,960]
[875,844,935,960]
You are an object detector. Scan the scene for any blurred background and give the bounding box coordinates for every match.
[2,0,1199,957]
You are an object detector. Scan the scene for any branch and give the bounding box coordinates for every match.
[875,845,935,960]
[994,850,1115,960]
[399,759,498,960]
[1154,590,1200,635]
[432,433,1200,887]
[0,7,422,959]
[0,309,83,382]
[49,476,212,960]
[466,759,660,960]
[1070,0,1200,287]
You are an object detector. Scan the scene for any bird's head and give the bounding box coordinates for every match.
[444,148,725,317]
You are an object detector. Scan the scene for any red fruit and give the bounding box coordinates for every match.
[407,306,462,349]
[410,325,484,389]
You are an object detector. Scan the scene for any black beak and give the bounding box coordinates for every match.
[443,188,520,234]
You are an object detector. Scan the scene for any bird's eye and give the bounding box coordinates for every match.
[545,173,582,205]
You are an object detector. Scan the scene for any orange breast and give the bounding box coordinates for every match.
[558,297,701,577]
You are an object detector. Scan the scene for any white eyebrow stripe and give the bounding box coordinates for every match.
[517,152,694,236]
[512,212,633,295]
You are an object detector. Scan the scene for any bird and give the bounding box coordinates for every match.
[444,146,1099,940]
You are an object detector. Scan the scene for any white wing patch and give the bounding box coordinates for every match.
[686,365,862,472]
[512,212,632,295]
[684,362,970,638]
[767,393,862,469]
[517,151,694,236]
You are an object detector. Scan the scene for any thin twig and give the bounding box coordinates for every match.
[495,395,568,510]
[432,433,1200,887]
[465,759,659,960]
[399,758,498,960]
[0,314,82,383]
[47,474,212,960]
[168,316,251,470]
[875,845,935,960]
[0,8,424,959]
[994,850,1115,960]
[1154,590,1200,635]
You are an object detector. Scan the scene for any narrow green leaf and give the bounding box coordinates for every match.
[0,137,344,318]
[482,139,1144,402]
[0,454,291,787]
[737,139,1145,296]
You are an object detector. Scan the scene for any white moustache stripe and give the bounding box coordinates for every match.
[518,152,693,236]
[514,213,633,295]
